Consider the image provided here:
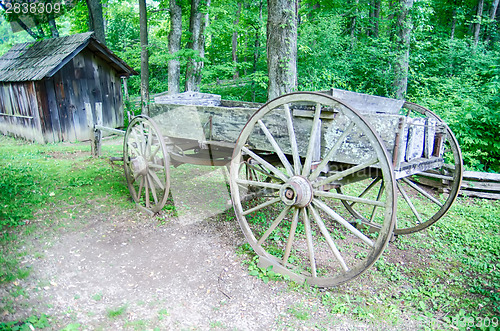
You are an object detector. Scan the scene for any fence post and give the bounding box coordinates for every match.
[94,102,103,157]
[85,103,97,157]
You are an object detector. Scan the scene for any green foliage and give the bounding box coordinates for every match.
[107,305,128,319]
[0,314,51,330]
[409,39,500,171]
[245,256,284,283]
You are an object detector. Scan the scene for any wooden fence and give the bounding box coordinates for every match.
[414,166,500,200]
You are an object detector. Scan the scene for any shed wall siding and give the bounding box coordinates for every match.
[41,49,124,142]
[0,81,44,143]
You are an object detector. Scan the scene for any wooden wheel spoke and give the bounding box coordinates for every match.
[242,146,288,182]
[284,104,302,175]
[149,169,165,190]
[348,177,382,208]
[401,177,443,207]
[302,208,317,278]
[148,144,161,161]
[397,181,423,224]
[369,181,385,222]
[148,163,165,170]
[146,126,153,158]
[314,157,379,188]
[147,174,159,205]
[302,102,322,177]
[282,208,299,265]
[310,121,355,181]
[308,205,349,272]
[137,176,144,200]
[235,178,282,190]
[132,128,146,156]
[245,162,280,182]
[258,119,294,177]
[312,199,374,247]
[257,205,291,246]
[242,197,281,216]
[314,190,385,207]
[145,175,150,208]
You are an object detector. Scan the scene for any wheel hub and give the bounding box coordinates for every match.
[131,156,148,175]
[280,176,313,207]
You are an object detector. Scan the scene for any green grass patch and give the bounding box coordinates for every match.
[0,136,131,286]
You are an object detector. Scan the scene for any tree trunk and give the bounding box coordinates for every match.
[48,17,59,38]
[232,2,242,79]
[185,0,211,92]
[485,0,499,43]
[267,0,298,101]
[85,0,106,45]
[392,0,414,99]
[139,0,149,115]
[369,0,381,37]
[474,0,484,46]
[168,0,182,94]
[451,6,457,39]
[349,0,359,42]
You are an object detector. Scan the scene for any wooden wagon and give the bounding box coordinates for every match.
[110,89,462,287]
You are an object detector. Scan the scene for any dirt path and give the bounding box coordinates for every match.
[3,205,377,330]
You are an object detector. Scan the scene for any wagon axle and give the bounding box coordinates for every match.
[280,176,313,208]
[131,156,148,176]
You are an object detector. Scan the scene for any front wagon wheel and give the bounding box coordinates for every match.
[124,115,170,213]
[229,92,397,287]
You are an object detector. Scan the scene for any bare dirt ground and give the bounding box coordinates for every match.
[3,204,379,330]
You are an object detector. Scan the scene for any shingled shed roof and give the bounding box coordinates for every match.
[0,32,137,82]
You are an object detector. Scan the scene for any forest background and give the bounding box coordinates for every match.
[1,0,499,173]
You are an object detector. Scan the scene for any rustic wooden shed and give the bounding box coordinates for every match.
[0,32,136,143]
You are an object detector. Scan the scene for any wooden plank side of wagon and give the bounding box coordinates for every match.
[149,103,406,166]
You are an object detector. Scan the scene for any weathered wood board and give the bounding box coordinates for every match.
[321,88,405,114]
[150,103,405,166]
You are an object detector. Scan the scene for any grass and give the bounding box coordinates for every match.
[0,135,499,329]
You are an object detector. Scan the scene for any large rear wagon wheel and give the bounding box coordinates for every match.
[124,115,170,213]
[229,92,397,287]
[338,103,463,235]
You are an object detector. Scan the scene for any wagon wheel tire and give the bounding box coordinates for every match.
[229,92,397,287]
[124,115,170,213]
[337,102,463,235]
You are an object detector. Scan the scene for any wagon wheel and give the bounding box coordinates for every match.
[124,115,170,213]
[229,92,397,287]
[337,102,463,235]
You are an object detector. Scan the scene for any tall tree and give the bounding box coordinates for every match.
[139,0,149,115]
[369,0,381,38]
[392,0,414,99]
[85,0,106,44]
[232,2,242,79]
[168,0,182,94]
[267,0,298,100]
[473,0,485,45]
[185,0,211,92]
[485,0,499,43]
